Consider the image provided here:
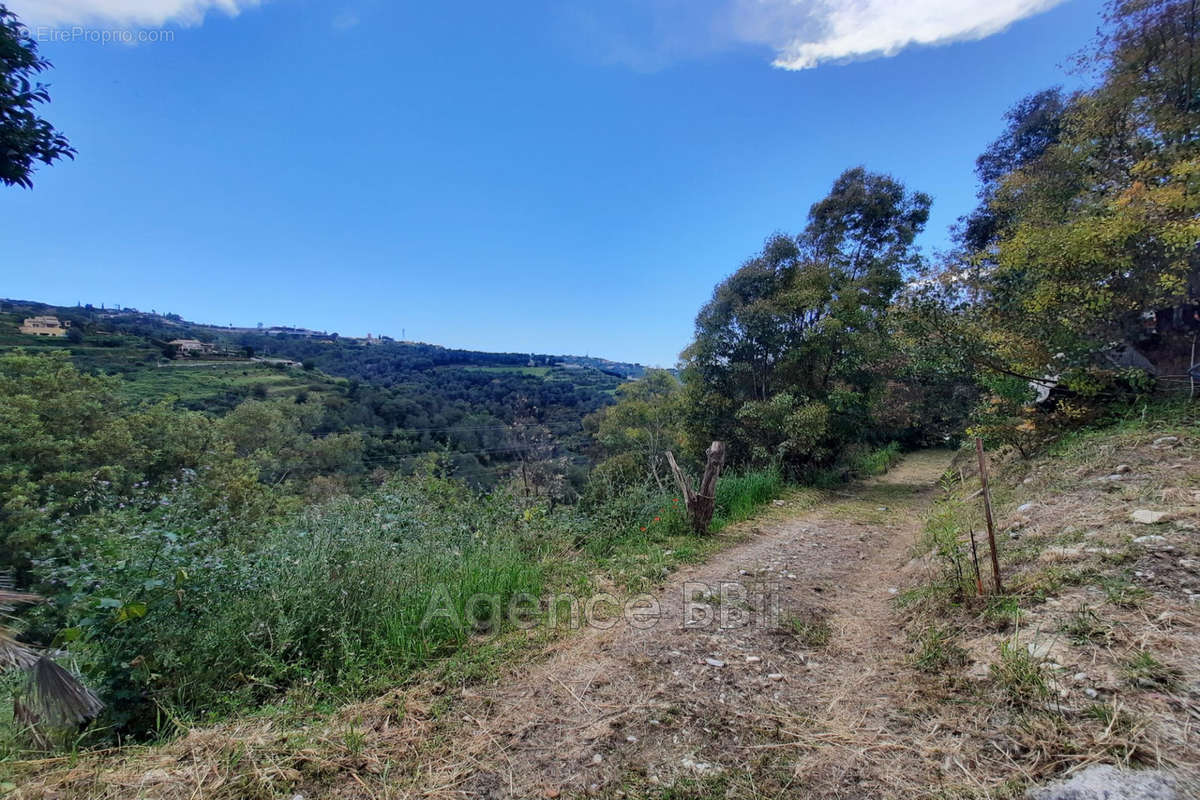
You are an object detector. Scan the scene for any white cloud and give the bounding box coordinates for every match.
[8,0,263,28]
[561,0,1067,71]
[747,0,1068,70]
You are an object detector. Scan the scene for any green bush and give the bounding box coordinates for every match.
[28,475,556,736]
[850,442,903,476]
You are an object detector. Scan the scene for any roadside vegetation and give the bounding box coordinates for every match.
[898,399,1200,790]
[1,0,1199,796]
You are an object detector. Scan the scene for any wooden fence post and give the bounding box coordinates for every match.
[666,441,726,534]
[974,437,1003,595]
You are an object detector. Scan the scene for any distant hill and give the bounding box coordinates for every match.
[0,298,648,379]
[0,298,653,487]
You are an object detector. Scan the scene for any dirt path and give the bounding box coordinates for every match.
[432,451,955,799]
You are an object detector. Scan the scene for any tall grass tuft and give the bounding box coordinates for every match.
[851,442,903,476]
[712,467,782,530]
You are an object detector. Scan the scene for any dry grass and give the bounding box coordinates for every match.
[892,416,1200,796]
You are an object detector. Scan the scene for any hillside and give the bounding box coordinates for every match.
[9,407,1196,798]
[3,2,1199,796]
[0,298,649,488]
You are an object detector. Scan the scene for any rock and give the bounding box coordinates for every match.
[625,735,638,743]
[1132,510,1168,524]
[1133,535,1167,546]
[681,757,721,775]
[1072,672,1088,682]
[1115,464,1132,474]
[1027,641,1054,661]
[745,655,762,664]
[772,500,786,507]
[592,753,603,765]
[1084,688,1099,699]
[1153,436,1180,447]
[704,658,725,668]
[1025,764,1181,800]
[767,673,784,681]
[876,506,889,511]
[1018,502,1035,513]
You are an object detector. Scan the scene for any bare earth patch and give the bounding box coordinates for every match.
[406,451,958,799]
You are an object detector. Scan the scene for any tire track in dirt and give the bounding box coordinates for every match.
[437,451,955,799]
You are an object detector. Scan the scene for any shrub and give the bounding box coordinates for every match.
[850,442,903,476]
[26,475,554,736]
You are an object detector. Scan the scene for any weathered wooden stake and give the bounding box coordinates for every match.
[666,441,726,534]
[974,437,1003,595]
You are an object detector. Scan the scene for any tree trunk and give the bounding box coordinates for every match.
[666,441,726,534]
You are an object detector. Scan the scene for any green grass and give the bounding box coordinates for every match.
[1099,575,1149,609]
[458,365,552,377]
[910,625,969,673]
[712,467,783,530]
[1059,605,1111,646]
[990,640,1052,707]
[5,462,790,742]
[1122,650,1181,691]
[117,362,331,407]
[782,613,832,648]
[851,441,903,476]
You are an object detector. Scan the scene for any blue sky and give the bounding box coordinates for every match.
[3,0,1101,366]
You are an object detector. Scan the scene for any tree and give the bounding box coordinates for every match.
[587,369,685,490]
[899,0,1200,456]
[506,406,570,504]
[959,88,1067,252]
[0,4,75,188]
[981,0,1200,377]
[681,168,931,471]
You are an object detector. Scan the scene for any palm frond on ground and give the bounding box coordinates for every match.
[1,585,103,728]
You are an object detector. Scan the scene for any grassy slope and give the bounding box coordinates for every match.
[899,401,1200,795]
[117,363,342,407]
[0,313,609,413]
[0,311,341,410]
[1,468,787,797]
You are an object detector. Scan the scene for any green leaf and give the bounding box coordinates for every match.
[115,602,148,622]
[57,627,83,642]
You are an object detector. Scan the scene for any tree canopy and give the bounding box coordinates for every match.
[0,4,74,188]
